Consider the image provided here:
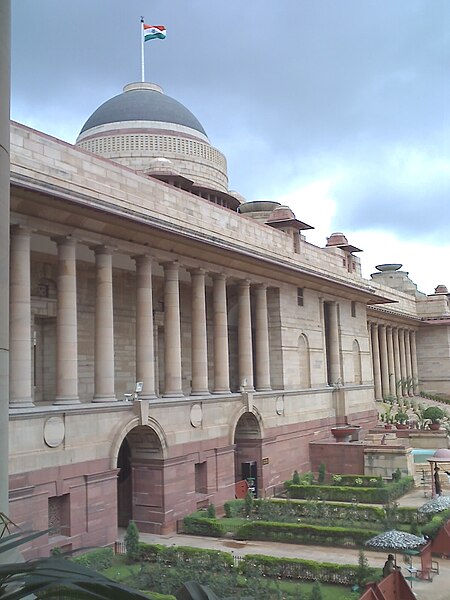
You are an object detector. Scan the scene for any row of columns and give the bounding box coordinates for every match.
[369,321,418,400]
[9,226,272,407]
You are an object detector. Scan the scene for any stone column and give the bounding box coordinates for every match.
[54,236,79,404]
[190,268,208,395]
[393,328,402,399]
[405,329,414,396]
[254,284,271,391]
[328,302,341,385]
[411,330,419,394]
[379,324,389,399]
[163,262,183,397]
[9,225,34,407]
[238,280,253,390]
[370,323,382,400]
[399,328,407,397]
[92,246,116,402]
[134,255,156,399]
[212,273,230,393]
[386,326,396,397]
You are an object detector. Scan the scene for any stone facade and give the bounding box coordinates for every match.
[8,84,450,556]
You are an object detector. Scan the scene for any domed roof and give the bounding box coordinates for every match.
[433,449,450,460]
[79,82,207,136]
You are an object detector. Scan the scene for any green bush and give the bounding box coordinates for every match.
[224,499,246,518]
[182,516,225,537]
[125,520,140,562]
[138,542,233,569]
[206,504,216,519]
[235,520,378,547]
[71,547,114,572]
[238,553,379,585]
[420,508,450,539]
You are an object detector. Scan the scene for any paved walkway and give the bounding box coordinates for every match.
[122,487,450,599]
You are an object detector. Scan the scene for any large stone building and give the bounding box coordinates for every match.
[8,81,450,555]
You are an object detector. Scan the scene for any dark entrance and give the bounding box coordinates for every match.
[234,412,262,497]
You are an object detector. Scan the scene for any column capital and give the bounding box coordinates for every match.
[10,223,32,235]
[90,244,114,256]
[132,253,153,265]
[188,267,206,277]
[211,272,227,282]
[51,234,77,247]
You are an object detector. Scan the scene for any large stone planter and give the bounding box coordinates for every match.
[331,425,361,442]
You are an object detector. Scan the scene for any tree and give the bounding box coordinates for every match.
[310,580,323,600]
[318,463,326,484]
[244,491,254,517]
[355,549,372,588]
[124,520,140,562]
[207,504,216,519]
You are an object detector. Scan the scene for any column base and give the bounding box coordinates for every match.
[255,386,272,392]
[190,390,210,396]
[92,395,117,403]
[53,396,81,405]
[162,391,185,398]
[212,389,231,395]
[9,399,35,409]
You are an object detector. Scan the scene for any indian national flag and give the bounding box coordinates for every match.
[143,24,167,41]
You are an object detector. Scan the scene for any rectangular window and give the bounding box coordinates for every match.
[351,301,356,318]
[48,494,70,537]
[297,287,304,307]
[195,462,207,494]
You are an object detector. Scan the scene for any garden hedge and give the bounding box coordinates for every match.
[235,520,379,547]
[239,554,379,585]
[285,476,414,504]
[183,515,225,537]
[138,543,233,568]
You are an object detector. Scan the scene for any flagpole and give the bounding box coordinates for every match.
[140,16,145,82]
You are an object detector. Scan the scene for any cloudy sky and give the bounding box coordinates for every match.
[10,1,450,294]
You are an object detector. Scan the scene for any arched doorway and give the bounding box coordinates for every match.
[234,412,262,497]
[116,425,164,532]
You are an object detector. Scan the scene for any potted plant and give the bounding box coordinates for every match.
[394,411,409,429]
[422,405,444,430]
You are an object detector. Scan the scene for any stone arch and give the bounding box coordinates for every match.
[112,417,168,531]
[232,408,264,497]
[353,339,362,384]
[298,333,311,388]
[230,405,264,446]
[110,416,168,469]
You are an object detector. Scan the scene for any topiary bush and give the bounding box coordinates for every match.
[124,520,140,562]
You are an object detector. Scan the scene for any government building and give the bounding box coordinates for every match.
[8,81,450,555]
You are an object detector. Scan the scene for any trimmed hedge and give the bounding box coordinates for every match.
[183,515,225,537]
[235,520,379,547]
[71,547,114,571]
[286,476,414,504]
[329,475,384,487]
[138,542,233,568]
[239,554,379,586]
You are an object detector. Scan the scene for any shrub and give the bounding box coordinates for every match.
[183,516,225,537]
[310,581,323,600]
[423,406,444,423]
[420,508,450,539]
[71,547,114,572]
[224,499,246,518]
[124,520,140,562]
[206,504,216,519]
[293,470,301,485]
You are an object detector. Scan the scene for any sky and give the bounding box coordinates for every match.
[10,1,450,295]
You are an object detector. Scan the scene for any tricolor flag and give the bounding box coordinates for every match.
[143,24,167,41]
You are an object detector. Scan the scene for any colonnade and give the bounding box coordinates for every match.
[9,226,273,407]
[368,321,418,400]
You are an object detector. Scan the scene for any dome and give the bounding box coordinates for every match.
[79,82,207,136]
[434,285,449,294]
[75,82,229,193]
[326,232,349,247]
